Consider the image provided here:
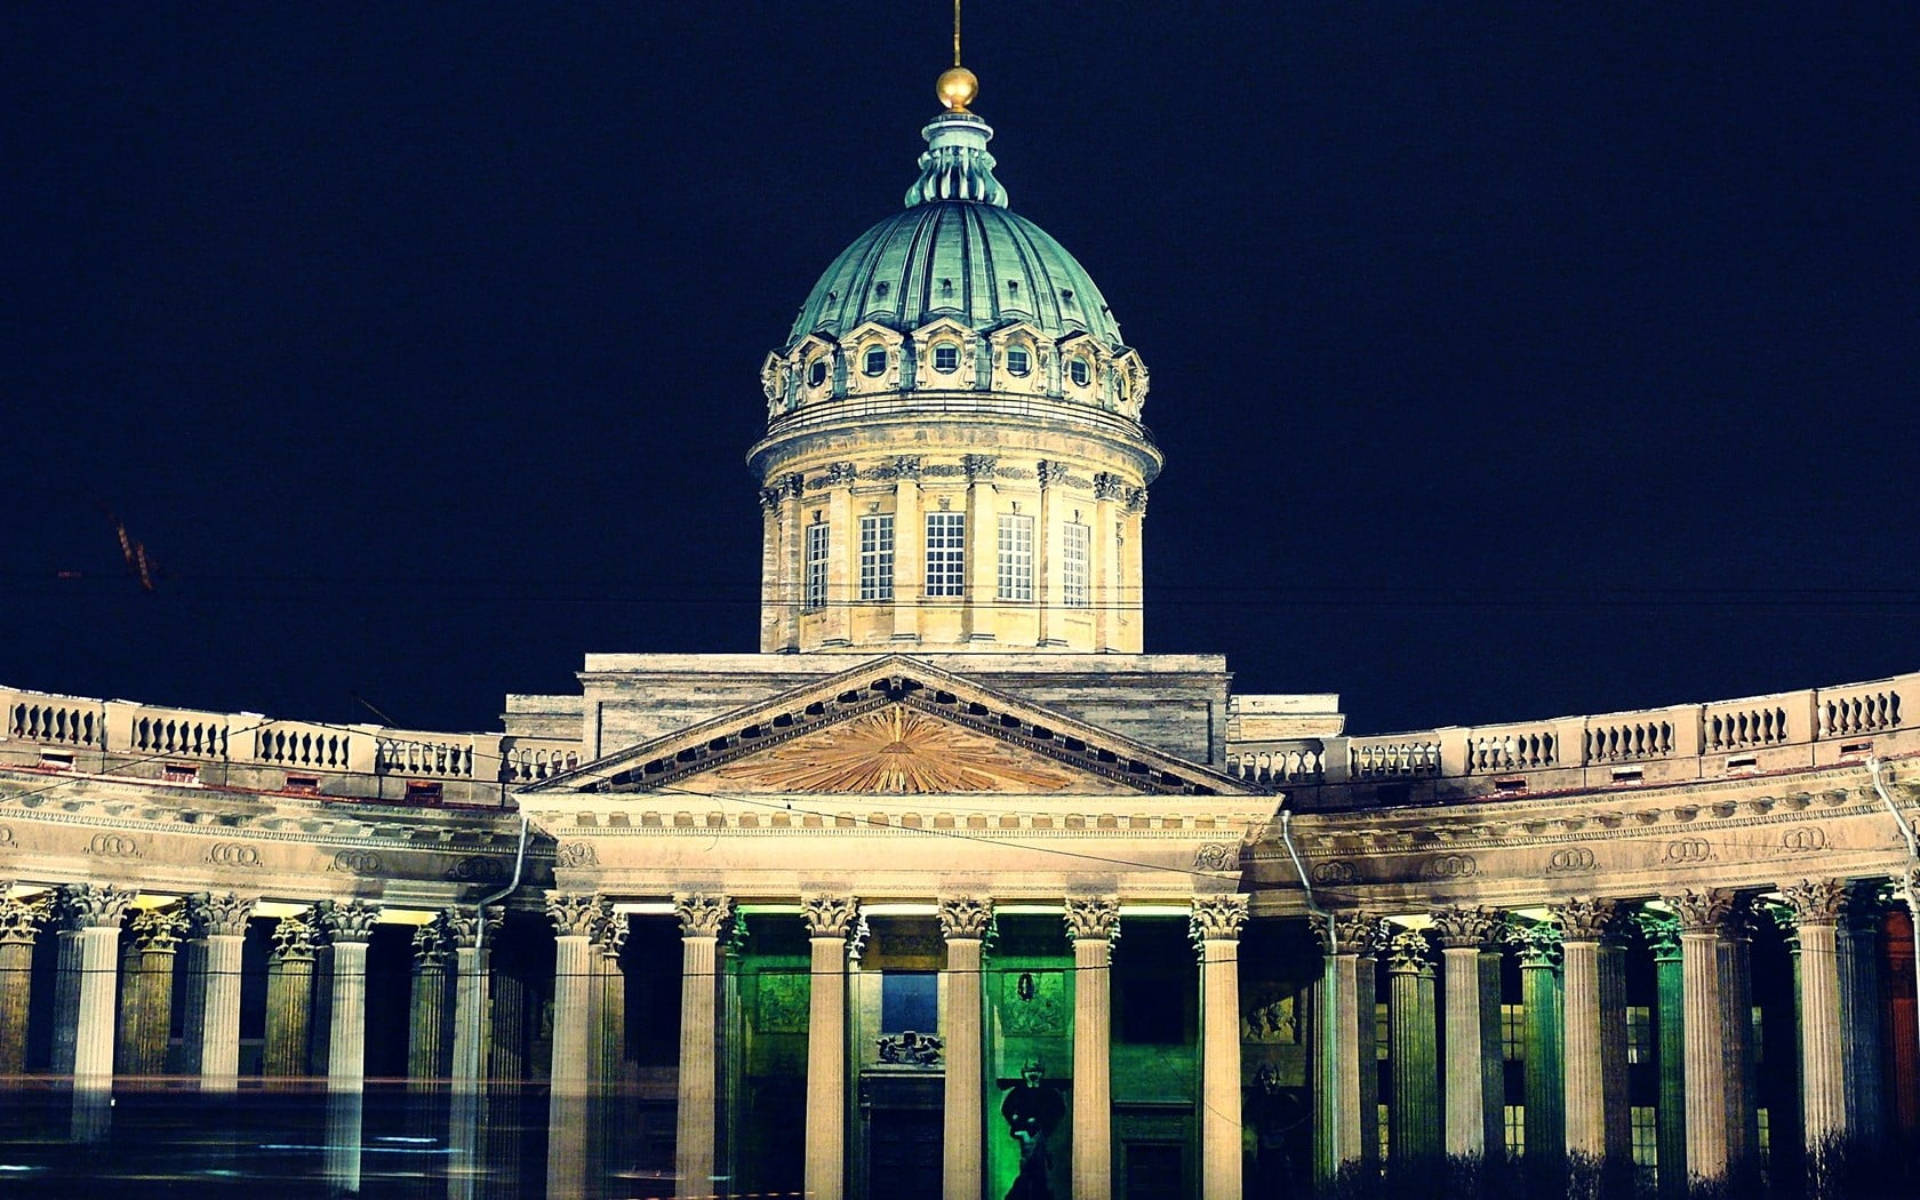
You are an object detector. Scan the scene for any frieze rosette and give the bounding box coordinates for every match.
[1429,905,1499,950]
[674,893,732,939]
[55,883,136,931]
[0,891,49,945]
[1664,888,1734,935]
[1063,897,1120,942]
[1778,878,1848,927]
[322,899,381,944]
[1505,918,1563,968]
[1190,895,1249,943]
[412,919,453,965]
[439,909,503,950]
[1387,928,1435,975]
[544,892,605,938]
[938,897,993,941]
[1308,911,1386,956]
[1633,911,1682,959]
[270,915,317,962]
[593,914,629,961]
[1548,897,1623,944]
[186,891,255,938]
[128,908,185,952]
[801,895,859,938]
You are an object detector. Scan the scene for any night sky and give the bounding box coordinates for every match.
[8,5,1917,739]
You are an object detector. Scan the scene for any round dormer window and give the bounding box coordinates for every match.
[933,343,961,374]
[863,346,888,377]
[1069,357,1091,387]
[1006,346,1031,377]
[808,358,829,388]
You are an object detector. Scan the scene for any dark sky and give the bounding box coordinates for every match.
[7,4,1917,738]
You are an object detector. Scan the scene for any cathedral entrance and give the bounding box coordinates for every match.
[857,1073,943,1198]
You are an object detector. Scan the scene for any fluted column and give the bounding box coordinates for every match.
[408,917,453,1085]
[1719,896,1758,1171]
[674,894,730,1200]
[594,913,628,1085]
[322,900,380,1090]
[939,897,992,1200]
[1667,889,1731,1183]
[117,907,183,1076]
[1432,906,1499,1159]
[264,914,316,1077]
[0,890,48,1074]
[443,910,499,1090]
[1550,898,1627,1165]
[187,892,254,1090]
[1193,895,1248,1200]
[1841,883,1888,1147]
[1635,911,1686,1196]
[55,883,135,1088]
[1065,897,1119,1200]
[306,901,335,1076]
[1889,895,1918,1137]
[1311,911,1380,1177]
[1386,927,1439,1165]
[1510,919,1564,1166]
[802,895,857,1200]
[1780,879,1849,1157]
[546,892,603,1094]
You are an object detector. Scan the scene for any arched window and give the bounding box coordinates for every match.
[1006,346,1031,377]
[1069,357,1091,387]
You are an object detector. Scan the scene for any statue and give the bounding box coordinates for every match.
[1000,1058,1064,1200]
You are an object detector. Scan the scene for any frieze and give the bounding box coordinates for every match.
[801,894,859,938]
[84,831,141,859]
[1194,842,1238,873]
[205,841,263,869]
[937,896,992,941]
[997,466,1034,481]
[329,848,382,875]
[675,892,732,938]
[1546,846,1596,873]
[921,463,965,478]
[0,826,13,846]
[445,855,506,882]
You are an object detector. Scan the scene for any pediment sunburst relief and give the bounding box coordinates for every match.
[680,704,1135,796]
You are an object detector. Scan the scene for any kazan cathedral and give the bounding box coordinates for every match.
[2,61,1918,1200]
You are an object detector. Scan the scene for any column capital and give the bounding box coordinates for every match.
[128,907,185,952]
[544,890,605,937]
[937,896,993,941]
[1064,896,1120,941]
[1309,910,1385,956]
[1664,887,1734,934]
[0,891,50,945]
[439,908,503,949]
[1386,927,1435,976]
[592,913,628,962]
[1778,878,1848,926]
[55,882,136,930]
[674,892,733,938]
[1548,896,1625,943]
[801,893,859,938]
[186,891,255,937]
[1633,910,1682,958]
[1429,904,1500,949]
[1505,917,1563,967]
[1190,894,1249,942]
[412,919,452,966]
[321,898,381,944]
[271,913,317,961]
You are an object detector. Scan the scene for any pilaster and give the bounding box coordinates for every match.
[1192,895,1248,1200]
[1064,896,1119,1200]
[939,896,992,1200]
[802,894,858,1200]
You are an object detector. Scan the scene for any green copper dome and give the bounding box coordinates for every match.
[786,113,1124,349]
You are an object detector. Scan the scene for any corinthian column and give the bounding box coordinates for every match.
[1193,895,1249,1200]
[1310,911,1381,1177]
[1550,898,1627,1166]
[55,883,135,1088]
[408,917,453,1084]
[1065,897,1119,1200]
[674,894,730,1200]
[264,914,316,1077]
[322,899,380,1090]
[1666,888,1731,1184]
[1634,910,1685,1197]
[1780,879,1849,1156]
[0,890,48,1074]
[117,907,184,1076]
[1386,927,1439,1165]
[1508,919,1564,1167]
[187,892,255,1090]
[939,896,992,1200]
[1432,905,1500,1159]
[802,894,858,1200]
[545,892,603,1094]
[593,914,628,1085]
[443,909,500,1090]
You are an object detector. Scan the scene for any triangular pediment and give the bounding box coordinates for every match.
[524,655,1254,799]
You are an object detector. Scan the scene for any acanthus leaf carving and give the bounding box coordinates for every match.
[186,891,255,938]
[1778,878,1848,926]
[1189,894,1249,942]
[1308,911,1385,956]
[56,882,135,930]
[270,914,317,961]
[1664,887,1734,934]
[544,891,605,938]
[127,907,185,952]
[320,899,381,944]
[1386,927,1435,974]
[1063,896,1120,942]
[1429,905,1499,949]
[1548,897,1623,943]
[801,894,859,938]
[937,896,992,941]
[1505,917,1563,967]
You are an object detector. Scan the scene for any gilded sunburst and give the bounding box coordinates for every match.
[706,704,1085,794]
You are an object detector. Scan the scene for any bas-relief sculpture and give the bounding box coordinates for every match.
[1001,1059,1066,1200]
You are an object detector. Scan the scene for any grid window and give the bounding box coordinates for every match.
[1375,1002,1389,1061]
[1504,1105,1525,1157]
[863,346,887,376]
[1501,1004,1526,1062]
[1626,1005,1651,1065]
[1757,1107,1771,1166]
[933,343,960,373]
[1630,1106,1658,1170]
[859,515,894,601]
[804,523,830,611]
[1063,522,1090,608]
[997,514,1034,602]
[1006,346,1031,376]
[1378,1103,1390,1162]
[925,513,966,597]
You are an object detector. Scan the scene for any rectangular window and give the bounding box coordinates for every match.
[1629,1106,1658,1170]
[997,514,1034,602]
[925,512,966,597]
[1756,1107,1771,1166]
[1062,521,1090,608]
[880,971,938,1034]
[859,514,894,601]
[805,522,830,611]
[1504,1105,1525,1157]
[1501,1004,1526,1062]
[1626,1005,1651,1065]
[1375,1002,1389,1061]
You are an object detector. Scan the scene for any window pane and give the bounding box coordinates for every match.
[1007,346,1030,376]
[881,972,938,1033]
[859,514,894,601]
[1063,522,1090,608]
[864,346,887,376]
[997,514,1034,602]
[934,344,959,373]
[805,523,830,611]
[925,513,966,597]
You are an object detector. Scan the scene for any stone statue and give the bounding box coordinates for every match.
[1000,1058,1065,1199]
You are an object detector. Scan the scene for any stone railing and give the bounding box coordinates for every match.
[1224,670,1912,805]
[0,685,582,805]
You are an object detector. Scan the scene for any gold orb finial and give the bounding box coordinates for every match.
[937,65,979,112]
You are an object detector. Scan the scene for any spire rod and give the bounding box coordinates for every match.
[953,0,962,66]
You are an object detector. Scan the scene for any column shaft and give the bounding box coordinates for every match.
[1681,929,1728,1180]
[409,958,451,1082]
[201,934,246,1087]
[806,932,849,1200]
[328,940,370,1088]
[1652,942,1686,1196]
[1799,921,1847,1146]
[1071,935,1112,1200]
[73,926,122,1086]
[551,935,592,1091]
[942,932,986,1200]
[1887,905,1918,1136]
[1519,955,1564,1163]
[0,935,37,1074]
[676,931,720,1200]
[451,943,489,1086]
[1441,945,1485,1157]
[1598,941,1630,1164]
[1386,937,1438,1164]
[265,950,315,1076]
[52,929,83,1075]
[1321,952,1365,1172]
[1199,937,1243,1200]
[1561,939,1604,1159]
